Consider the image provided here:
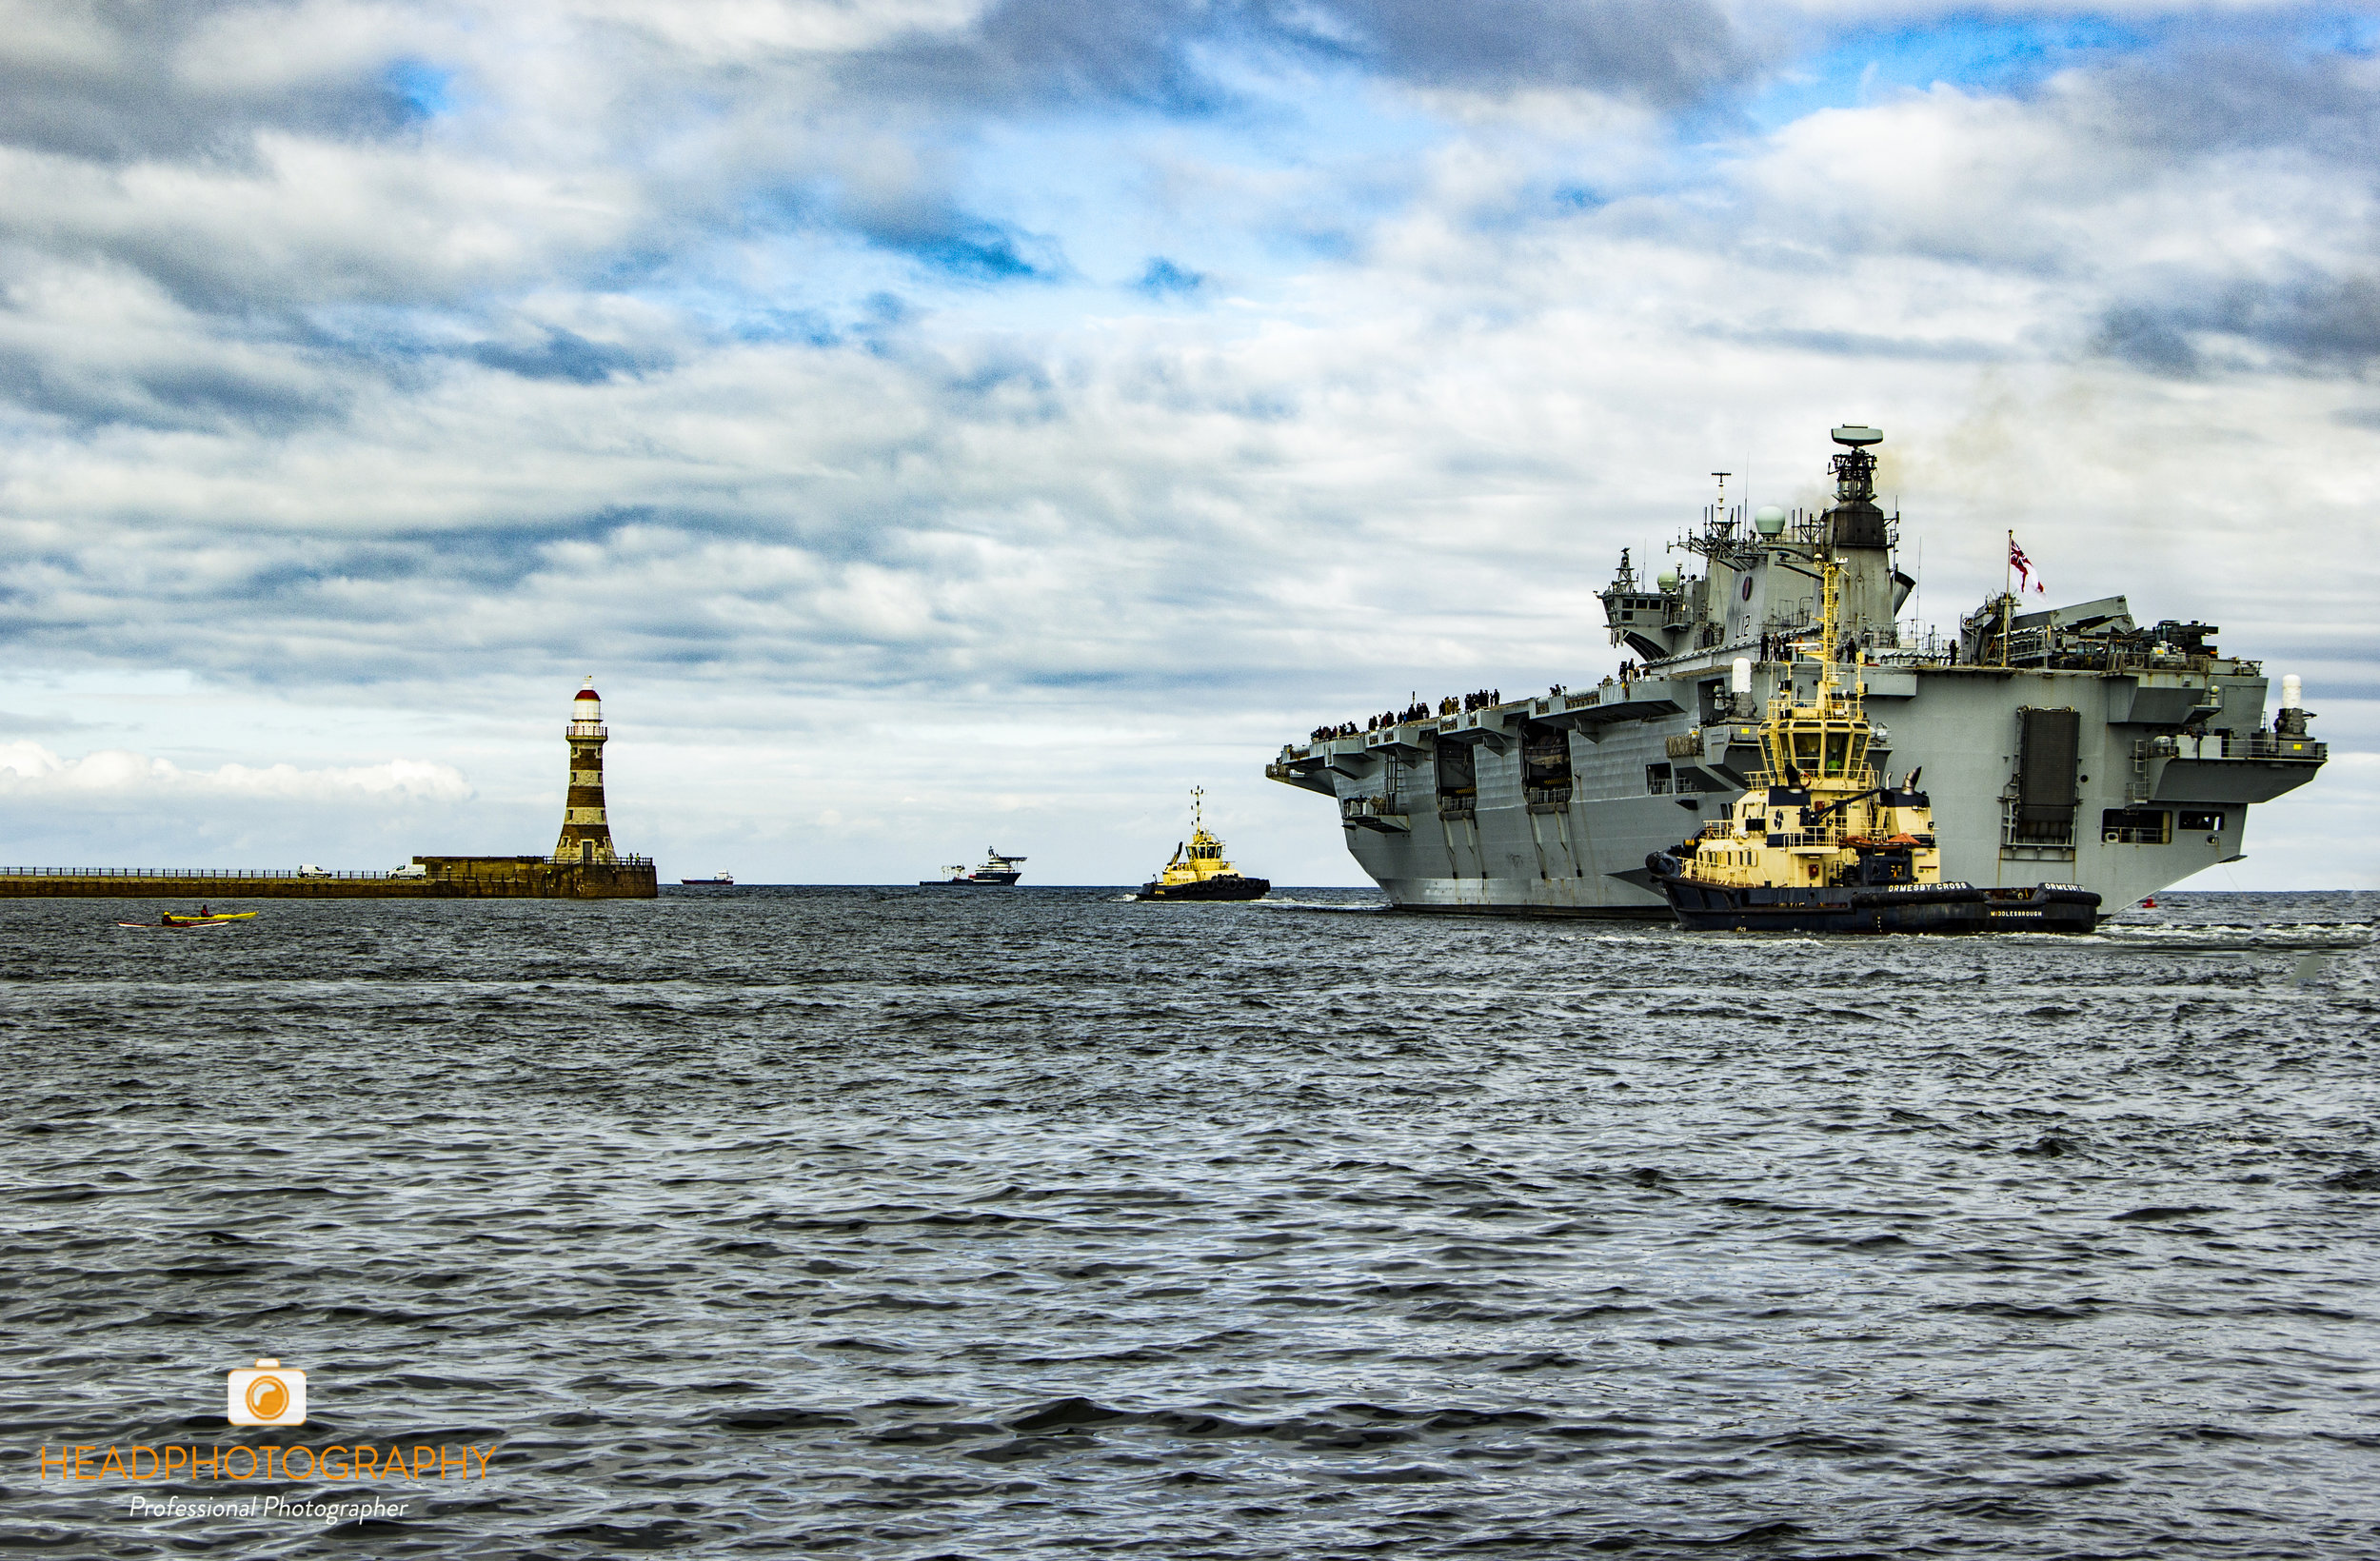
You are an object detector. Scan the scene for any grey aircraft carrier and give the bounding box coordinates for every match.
[1268,426,2328,917]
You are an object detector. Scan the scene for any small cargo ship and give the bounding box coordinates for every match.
[1644,550,2099,934]
[922,850,1026,887]
[680,871,735,886]
[1138,790,1271,901]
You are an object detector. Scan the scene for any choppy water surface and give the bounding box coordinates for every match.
[5,889,2377,1558]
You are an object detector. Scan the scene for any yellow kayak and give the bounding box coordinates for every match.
[160,911,258,925]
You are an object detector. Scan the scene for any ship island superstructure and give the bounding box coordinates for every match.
[1268,425,2327,916]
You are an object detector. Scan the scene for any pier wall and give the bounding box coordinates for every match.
[0,857,658,900]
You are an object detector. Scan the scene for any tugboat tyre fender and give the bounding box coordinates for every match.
[1645,851,1681,879]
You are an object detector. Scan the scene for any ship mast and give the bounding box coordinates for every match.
[1758,543,1874,791]
[1817,552,1841,707]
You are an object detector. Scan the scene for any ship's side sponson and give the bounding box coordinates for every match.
[1270,426,2326,915]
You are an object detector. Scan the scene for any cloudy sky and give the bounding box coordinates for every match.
[1,0,2373,887]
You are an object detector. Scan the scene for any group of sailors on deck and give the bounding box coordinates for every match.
[1755,627,1899,664]
[1308,688,1505,744]
[1306,631,1924,744]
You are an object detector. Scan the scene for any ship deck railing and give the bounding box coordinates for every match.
[1695,825,1845,848]
[2132,731,2326,766]
[2215,732,2325,761]
[1974,639,2260,676]
[1760,829,1844,849]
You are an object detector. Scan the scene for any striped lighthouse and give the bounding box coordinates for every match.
[555,677,616,864]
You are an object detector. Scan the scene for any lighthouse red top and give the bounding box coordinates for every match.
[570,677,604,728]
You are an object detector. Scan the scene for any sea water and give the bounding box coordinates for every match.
[4,889,2376,1557]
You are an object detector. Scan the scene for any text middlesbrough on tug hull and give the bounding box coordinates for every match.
[1267,425,2327,919]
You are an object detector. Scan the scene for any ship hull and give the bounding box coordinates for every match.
[921,873,1021,886]
[1648,863,2097,934]
[1282,661,2320,917]
[1136,876,1271,901]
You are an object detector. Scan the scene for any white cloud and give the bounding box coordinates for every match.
[0,741,472,802]
[575,0,993,61]
[173,0,453,95]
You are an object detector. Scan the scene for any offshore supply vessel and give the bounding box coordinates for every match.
[922,850,1027,886]
[1643,549,2098,933]
[1267,426,2327,917]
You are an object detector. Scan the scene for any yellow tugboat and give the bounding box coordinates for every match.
[1137,788,1271,902]
[1645,553,2098,934]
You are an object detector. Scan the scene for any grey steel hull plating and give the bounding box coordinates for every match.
[1278,661,2321,917]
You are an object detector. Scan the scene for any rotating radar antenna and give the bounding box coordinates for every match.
[1829,424,1882,505]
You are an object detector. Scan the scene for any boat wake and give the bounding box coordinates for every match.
[1244,895,1389,913]
[2092,921,2374,953]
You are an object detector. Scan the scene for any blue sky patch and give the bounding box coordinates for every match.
[1137,258,1204,296]
[384,58,455,119]
[905,224,1055,283]
[1747,12,2149,129]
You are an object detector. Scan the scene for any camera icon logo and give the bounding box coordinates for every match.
[227,1359,307,1427]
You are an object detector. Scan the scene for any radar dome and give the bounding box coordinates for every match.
[1656,567,1678,590]
[1754,504,1787,536]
